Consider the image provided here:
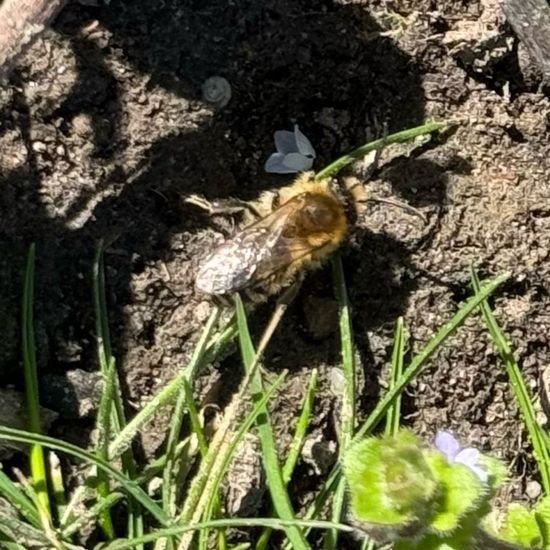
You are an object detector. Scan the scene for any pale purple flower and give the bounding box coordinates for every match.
[435,431,488,483]
[264,124,316,174]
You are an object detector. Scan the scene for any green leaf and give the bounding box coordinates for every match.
[534,496,550,547]
[425,451,487,534]
[478,454,508,495]
[499,503,542,548]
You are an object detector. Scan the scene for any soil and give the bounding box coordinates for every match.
[2,0,550,545]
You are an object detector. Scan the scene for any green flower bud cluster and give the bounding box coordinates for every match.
[343,430,549,549]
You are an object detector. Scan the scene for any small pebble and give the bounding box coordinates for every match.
[329,367,345,395]
[526,480,542,500]
[32,141,47,153]
[201,76,232,109]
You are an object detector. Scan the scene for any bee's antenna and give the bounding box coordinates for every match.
[364,196,428,224]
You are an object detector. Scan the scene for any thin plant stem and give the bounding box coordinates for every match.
[315,121,447,180]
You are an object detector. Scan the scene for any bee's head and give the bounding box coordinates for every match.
[327,176,366,226]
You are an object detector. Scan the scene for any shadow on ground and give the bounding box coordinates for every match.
[0,0,449,447]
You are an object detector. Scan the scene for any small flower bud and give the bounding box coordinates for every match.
[343,431,438,540]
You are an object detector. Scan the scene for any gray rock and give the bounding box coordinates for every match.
[40,368,102,419]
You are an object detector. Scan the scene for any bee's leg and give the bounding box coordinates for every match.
[185,195,262,219]
[255,278,302,356]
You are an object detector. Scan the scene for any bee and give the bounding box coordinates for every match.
[187,171,423,302]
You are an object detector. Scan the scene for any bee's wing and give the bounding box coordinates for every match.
[196,194,329,295]
[252,223,325,282]
[229,193,328,285]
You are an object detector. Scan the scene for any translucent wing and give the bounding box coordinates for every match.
[195,194,331,295]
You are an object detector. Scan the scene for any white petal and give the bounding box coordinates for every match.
[455,448,487,482]
[434,431,460,460]
[456,448,480,467]
[265,152,298,174]
[283,152,314,172]
[274,130,299,154]
[294,124,316,157]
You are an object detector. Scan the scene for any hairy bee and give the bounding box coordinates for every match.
[187,172,369,301]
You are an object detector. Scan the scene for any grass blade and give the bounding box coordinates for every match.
[61,493,123,539]
[47,452,68,525]
[95,245,144,541]
[294,272,510,540]
[177,291,293,548]
[200,371,287,550]
[256,368,318,550]
[471,268,550,493]
[331,254,355,450]
[234,294,310,550]
[21,244,52,523]
[324,254,355,550]
[186,373,228,550]
[107,306,222,460]
[10,469,63,548]
[100,518,356,550]
[315,121,447,180]
[385,317,405,436]
[63,307,226,531]
[162,381,193,519]
[160,376,216,549]
[354,272,510,440]
[175,367,287,548]
[182,378,209,459]
[0,426,170,526]
[0,508,50,548]
[282,369,318,485]
[95,355,117,538]
[0,469,40,528]
[0,538,27,550]
[93,246,134,443]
